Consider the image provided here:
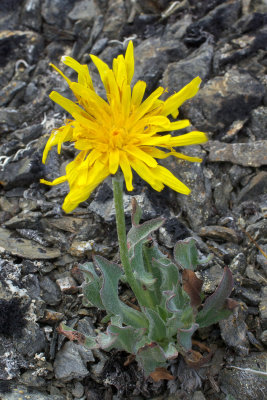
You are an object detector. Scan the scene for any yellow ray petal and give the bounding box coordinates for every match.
[40,175,67,186]
[57,124,73,154]
[129,158,164,192]
[63,159,109,212]
[109,148,120,174]
[169,131,207,146]
[150,165,190,195]
[125,144,158,168]
[131,80,146,107]
[61,56,93,89]
[125,40,134,84]
[119,151,133,191]
[161,77,201,117]
[50,63,72,86]
[90,54,110,92]
[49,91,85,117]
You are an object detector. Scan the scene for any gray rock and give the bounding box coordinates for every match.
[246,106,267,140]
[161,42,213,92]
[68,0,99,22]
[230,253,247,275]
[259,286,267,330]
[0,149,43,189]
[71,381,84,398]
[219,352,267,400]
[54,341,93,381]
[0,80,26,107]
[21,0,42,31]
[0,107,28,134]
[229,164,253,186]
[0,227,61,260]
[206,140,267,167]
[192,391,207,400]
[0,30,44,67]
[260,330,267,345]
[202,264,226,293]
[102,0,126,39]
[21,274,41,300]
[13,321,46,358]
[237,172,267,203]
[213,173,233,214]
[133,37,188,93]
[187,0,241,39]
[184,69,264,134]
[89,191,157,222]
[0,336,28,380]
[4,211,42,229]
[219,305,250,356]
[19,370,46,388]
[41,0,77,28]
[39,276,62,306]
[163,152,215,231]
[0,385,65,400]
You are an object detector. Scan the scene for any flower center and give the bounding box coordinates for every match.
[109,127,126,149]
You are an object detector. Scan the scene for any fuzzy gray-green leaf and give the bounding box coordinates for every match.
[94,255,148,329]
[174,238,199,270]
[127,217,164,248]
[136,343,167,376]
[144,308,166,342]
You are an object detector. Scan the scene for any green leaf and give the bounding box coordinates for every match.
[177,323,199,351]
[94,255,148,329]
[174,238,199,270]
[196,267,234,328]
[79,262,104,309]
[107,324,144,353]
[131,197,142,226]
[144,308,166,342]
[127,217,164,249]
[136,343,167,376]
[153,258,179,293]
[165,285,190,313]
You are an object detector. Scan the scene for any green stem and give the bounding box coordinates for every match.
[112,173,141,299]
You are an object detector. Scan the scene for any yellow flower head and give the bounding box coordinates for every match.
[41,41,207,213]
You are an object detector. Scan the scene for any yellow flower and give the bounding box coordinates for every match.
[40,41,207,213]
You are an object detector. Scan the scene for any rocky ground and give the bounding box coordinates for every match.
[0,0,267,399]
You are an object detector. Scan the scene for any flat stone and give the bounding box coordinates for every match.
[246,106,267,140]
[206,140,267,167]
[199,225,240,243]
[219,352,267,400]
[54,341,93,382]
[43,216,85,233]
[0,227,61,260]
[4,211,42,229]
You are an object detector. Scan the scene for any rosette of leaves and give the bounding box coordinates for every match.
[59,199,236,376]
